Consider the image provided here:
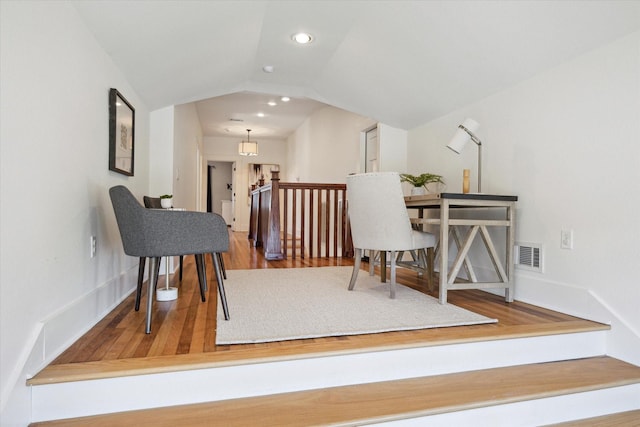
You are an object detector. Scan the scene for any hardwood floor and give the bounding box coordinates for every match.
[29,230,608,385]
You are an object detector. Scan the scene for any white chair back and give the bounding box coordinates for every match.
[346,172,414,251]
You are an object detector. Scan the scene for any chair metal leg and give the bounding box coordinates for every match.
[348,248,362,290]
[137,257,162,311]
[212,252,230,320]
[146,257,160,334]
[195,254,207,302]
[135,257,146,311]
[217,252,227,279]
[154,260,161,292]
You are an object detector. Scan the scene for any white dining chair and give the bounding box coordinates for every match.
[346,172,436,298]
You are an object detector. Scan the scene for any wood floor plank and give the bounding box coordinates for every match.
[545,409,640,426]
[28,230,609,386]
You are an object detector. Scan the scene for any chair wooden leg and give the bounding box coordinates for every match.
[348,248,362,291]
[369,250,376,276]
[389,250,397,299]
[213,252,230,320]
[194,254,207,302]
[146,257,160,334]
[135,257,146,311]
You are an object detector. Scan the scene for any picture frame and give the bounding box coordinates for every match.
[108,88,135,176]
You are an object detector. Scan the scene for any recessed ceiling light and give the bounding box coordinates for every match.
[281,96,290,102]
[257,112,265,118]
[268,101,277,106]
[262,65,274,73]
[292,32,313,44]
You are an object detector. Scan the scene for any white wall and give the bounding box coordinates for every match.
[203,135,287,231]
[173,103,204,210]
[0,2,151,425]
[377,123,408,173]
[286,106,376,183]
[201,105,375,232]
[149,106,174,198]
[408,31,640,365]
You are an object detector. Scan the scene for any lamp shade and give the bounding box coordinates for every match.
[238,129,258,156]
[447,118,480,153]
[238,141,258,156]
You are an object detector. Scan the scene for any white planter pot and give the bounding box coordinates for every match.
[410,187,425,196]
[160,198,173,209]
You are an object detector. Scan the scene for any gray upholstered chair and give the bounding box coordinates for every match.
[135,196,184,307]
[135,196,228,310]
[346,172,436,298]
[110,185,230,333]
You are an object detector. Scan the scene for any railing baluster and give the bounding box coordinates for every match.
[301,189,306,259]
[249,180,352,260]
[292,188,298,259]
[324,190,329,258]
[333,189,339,258]
[317,189,323,258]
[282,187,288,259]
[309,188,316,258]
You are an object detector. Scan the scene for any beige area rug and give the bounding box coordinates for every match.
[216,266,497,345]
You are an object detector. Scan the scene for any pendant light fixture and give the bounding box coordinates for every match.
[238,129,258,156]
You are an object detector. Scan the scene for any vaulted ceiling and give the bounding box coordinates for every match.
[72,1,640,138]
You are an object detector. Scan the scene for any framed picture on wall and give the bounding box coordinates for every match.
[108,88,135,176]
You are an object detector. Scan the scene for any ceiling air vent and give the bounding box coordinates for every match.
[515,242,543,273]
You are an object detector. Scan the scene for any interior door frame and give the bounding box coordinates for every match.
[201,154,241,231]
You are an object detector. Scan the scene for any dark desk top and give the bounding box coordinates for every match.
[440,192,518,202]
[405,192,518,204]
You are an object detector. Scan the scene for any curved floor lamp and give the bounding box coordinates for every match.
[447,118,482,193]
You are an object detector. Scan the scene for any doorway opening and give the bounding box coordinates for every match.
[207,161,234,227]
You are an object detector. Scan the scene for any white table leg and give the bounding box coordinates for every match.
[156,256,178,301]
[439,200,449,304]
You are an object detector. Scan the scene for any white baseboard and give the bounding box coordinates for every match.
[513,271,640,366]
[0,266,138,425]
[442,263,640,367]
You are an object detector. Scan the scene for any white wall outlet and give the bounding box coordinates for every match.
[90,235,97,258]
[561,229,573,250]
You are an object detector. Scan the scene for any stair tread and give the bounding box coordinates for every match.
[28,319,608,386]
[30,356,640,426]
[544,409,640,426]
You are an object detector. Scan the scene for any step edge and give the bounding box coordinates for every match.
[28,323,609,386]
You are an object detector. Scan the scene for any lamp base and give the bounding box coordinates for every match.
[156,287,178,301]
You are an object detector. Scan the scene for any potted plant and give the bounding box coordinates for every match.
[160,194,173,209]
[400,173,445,195]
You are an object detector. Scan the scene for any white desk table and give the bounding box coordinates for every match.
[405,192,517,304]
